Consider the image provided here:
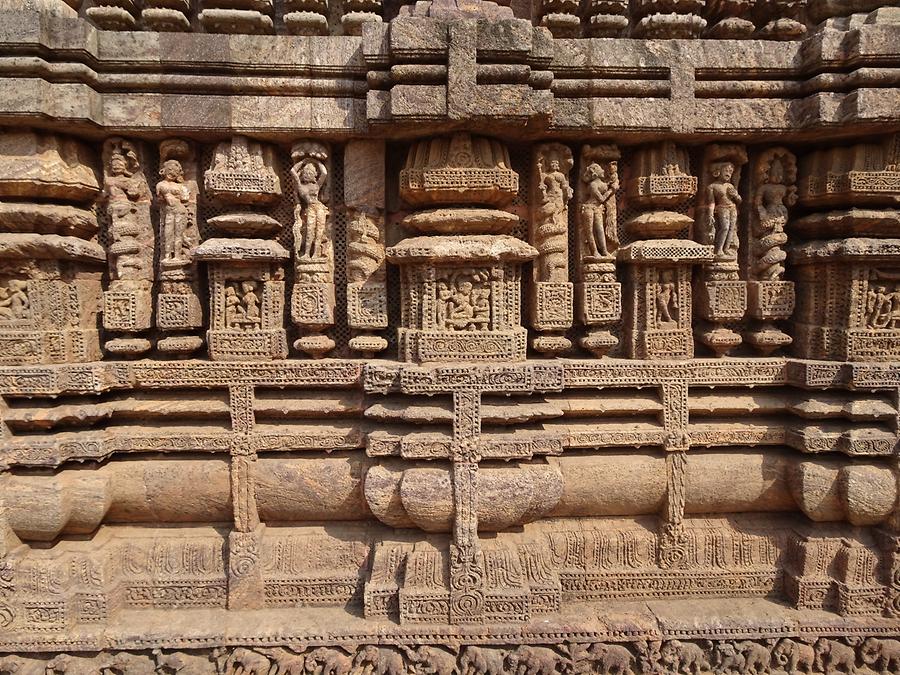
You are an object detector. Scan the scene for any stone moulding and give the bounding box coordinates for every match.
[1,0,900,665]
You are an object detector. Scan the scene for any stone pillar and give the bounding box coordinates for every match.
[530,143,574,355]
[0,131,103,364]
[290,141,336,358]
[694,144,748,357]
[792,133,900,361]
[156,139,204,356]
[100,137,155,358]
[390,133,534,363]
[743,147,797,354]
[344,140,388,356]
[576,144,621,357]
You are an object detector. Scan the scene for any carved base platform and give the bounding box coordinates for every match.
[207,329,288,361]
[0,328,100,364]
[2,599,898,674]
[398,327,529,362]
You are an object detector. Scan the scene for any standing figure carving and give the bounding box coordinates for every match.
[101,138,153,282]
[533,146,573,282]
[530,143,575,354]
[752,150,796,280]
[157,157,195,264]
[156,139,203,356]
[581,160,619,258]
[656,272,679,327]
[292,147,330,262]
[100,137,155,356]
[706,161,742,259]
[290,140,335,358]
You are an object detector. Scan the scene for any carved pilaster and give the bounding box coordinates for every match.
[576,144,621,357]
[530,143,574,355]
[227,384,263,610]
[345,140,387,356]
[695,144,748,357]
[449,390,484,624]
[0,131,103,365]
[291,141,336,358]
[100,137,154,358]
[743,147,797,354]
[156,139,204,356]
[658,381,690,569]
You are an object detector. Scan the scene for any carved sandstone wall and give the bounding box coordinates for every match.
[0,0,899,672]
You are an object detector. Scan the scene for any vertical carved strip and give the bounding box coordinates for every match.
[695,143,748,357]
[156,139,203,356]
[100,137,154,357]
[661,380,689,450]
[744,147,797,354]
[659,381,689,569]
[450,390,484,624]
[291,141,336,358]
[576,144,621,357]
[227,384,263,609]
[530,143,574,355]
[344,140,388,356]
[0,396,21,605]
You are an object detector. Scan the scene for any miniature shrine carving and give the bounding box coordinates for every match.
[1,0,900,669]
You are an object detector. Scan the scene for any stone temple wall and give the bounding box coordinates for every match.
[0,0,899,672]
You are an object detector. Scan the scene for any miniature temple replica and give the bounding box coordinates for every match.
[0,0,899,671]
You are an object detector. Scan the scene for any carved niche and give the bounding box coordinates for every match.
[389,133,536,363]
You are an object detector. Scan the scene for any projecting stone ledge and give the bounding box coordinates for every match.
[386,235,538,264]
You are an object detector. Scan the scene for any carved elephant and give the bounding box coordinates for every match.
[771,639,815,673]
[46,653,108,674]
[659,641,711,675]
[860,637,900,673]
[406,646,457,675]
[504,646,562,675]
[260,648,306,675]
[100,652,157,675]
[584,643,634,675]
[814,638,857,675]
[353,646,406,675]
[734,641,771,675]
[304,648,352,675]
[714,642,745,675]
[459,647,506,675]
[153,649,217,674]
[221,648,273,675]
[0,657,21,675]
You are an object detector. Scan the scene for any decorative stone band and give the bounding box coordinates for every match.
[617,239,714,264]
[2,631,900,673]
